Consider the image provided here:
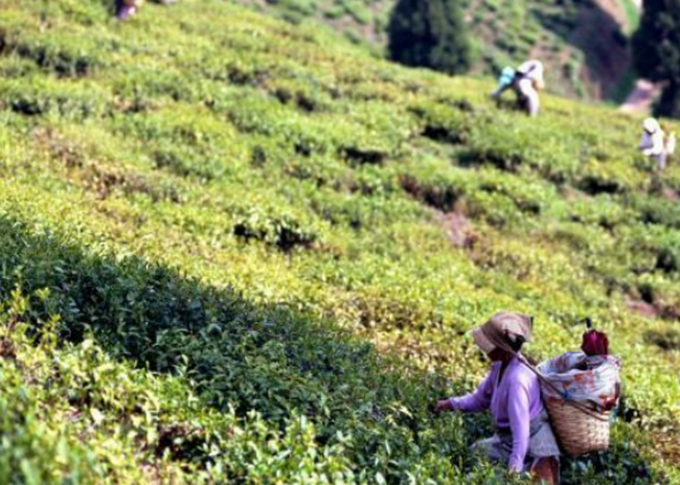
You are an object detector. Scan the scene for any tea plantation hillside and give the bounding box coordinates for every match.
[0,0,679,483]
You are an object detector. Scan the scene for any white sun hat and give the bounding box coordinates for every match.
[643,118,661,134]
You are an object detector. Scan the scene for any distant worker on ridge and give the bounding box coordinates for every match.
[639,118,676,171]
[117,0,144,20]
[116,0,177,20]
[491,60,545,117]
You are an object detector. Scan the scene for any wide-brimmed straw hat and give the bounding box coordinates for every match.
[472,311,533,354]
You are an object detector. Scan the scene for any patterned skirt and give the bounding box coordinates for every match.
[471,409,560,471]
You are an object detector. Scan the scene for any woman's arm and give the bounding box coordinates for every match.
[437,369,495,413]
[639,133,652,152]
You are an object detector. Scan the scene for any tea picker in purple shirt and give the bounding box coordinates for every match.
[435,312,560,483]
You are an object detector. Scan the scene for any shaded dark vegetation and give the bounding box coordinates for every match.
[153,422,208,462]
[644,328,680,351]
[458,148,524,173]
[273,86,323,112]
[15,43,95,78]
[388,0,471,75]
[631,195,680,228]
[341,146,386,166]
[421,123,466,144]
[399,174,461,212]
[409,103,471,144]
[576,175,624,196]
[633,0,680,118]
[152,147,220,181]
[233,219,317,251]
[561,445,652,483]
[0,26,98,78]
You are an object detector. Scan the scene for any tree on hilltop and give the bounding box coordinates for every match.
[633,0,680,118]
[388,0,471,75]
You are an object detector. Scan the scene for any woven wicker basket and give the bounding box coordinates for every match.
[544,397,611,457]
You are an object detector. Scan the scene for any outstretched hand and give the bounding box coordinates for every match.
[434,399,454,414]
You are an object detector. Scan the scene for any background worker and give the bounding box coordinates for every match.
[492,60,545,117]
[639,117,676,170]
[116,0,144,20]
[514,60,544,117]
[117,0,177,20]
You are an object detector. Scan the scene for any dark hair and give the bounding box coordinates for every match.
[509,335,525,352]
[508,335,538,364]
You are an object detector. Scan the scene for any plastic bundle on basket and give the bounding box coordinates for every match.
[537,351,621,456]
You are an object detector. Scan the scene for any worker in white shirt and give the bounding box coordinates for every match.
[639,118,676,170]
[491,60,545,117]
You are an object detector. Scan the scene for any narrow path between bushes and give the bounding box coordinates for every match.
[615,0,661,114]
[619,79,662,114]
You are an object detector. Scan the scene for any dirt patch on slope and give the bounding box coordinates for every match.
[626,297,659,319]
[435,207,479,250]
[661,186,680,202]
[595,0,629,28]
[620,79,663,114]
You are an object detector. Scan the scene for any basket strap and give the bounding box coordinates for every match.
[516,354,611,423]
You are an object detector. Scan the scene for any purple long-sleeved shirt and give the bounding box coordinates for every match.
[449,355,543,472]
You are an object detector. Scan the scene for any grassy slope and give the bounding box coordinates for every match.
[0,0,679,483]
